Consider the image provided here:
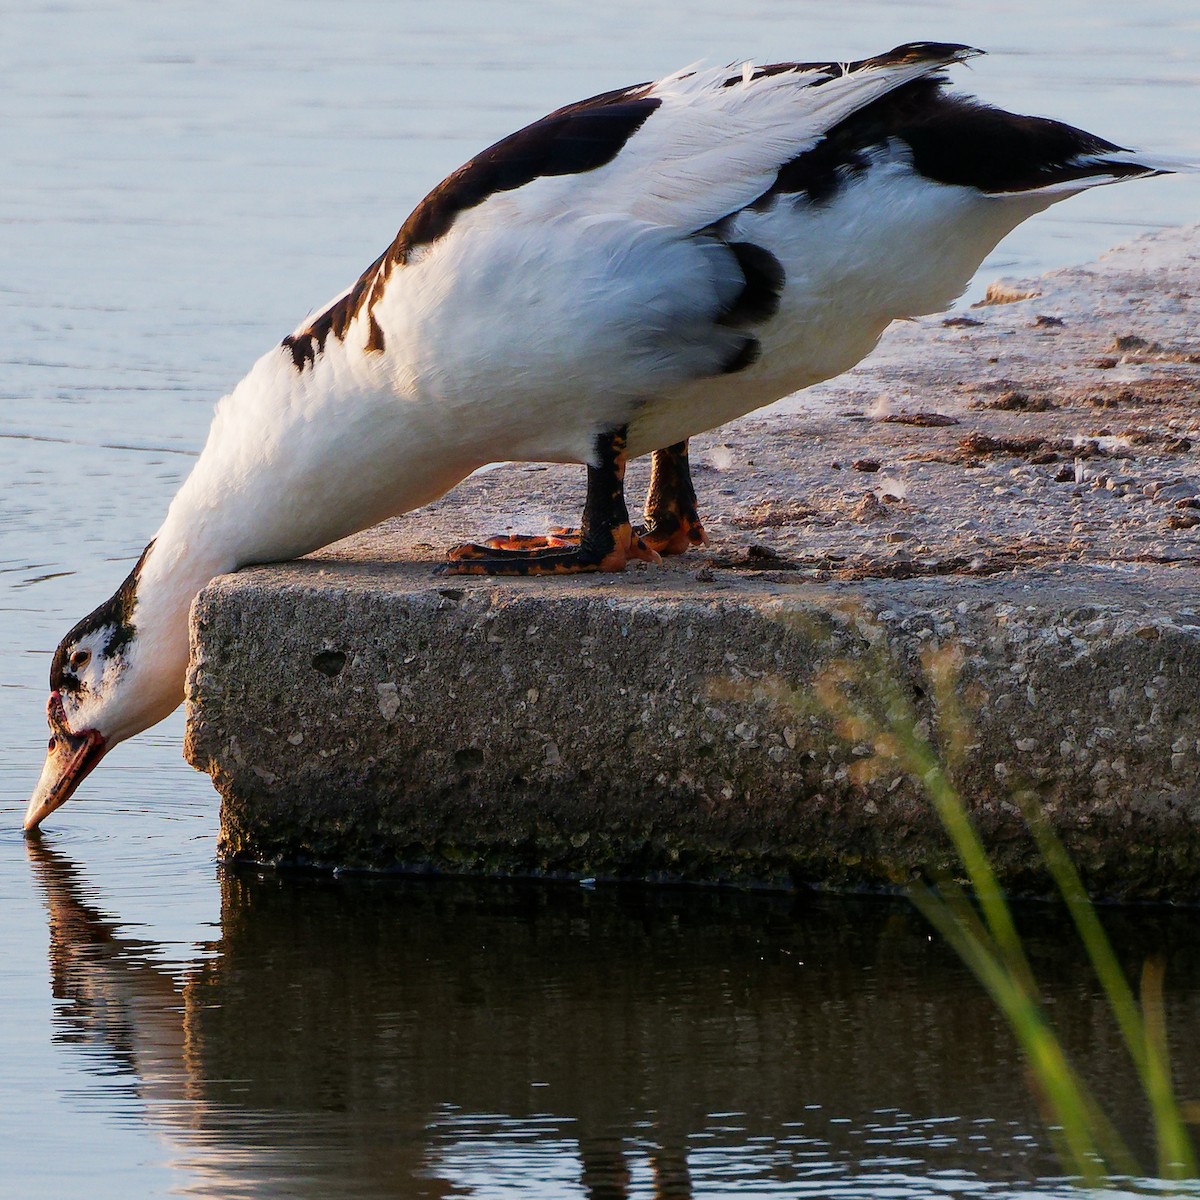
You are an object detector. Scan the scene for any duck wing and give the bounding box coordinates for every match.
[510,42,983,232]
[283,42,979,373]
[281,40,1171,434]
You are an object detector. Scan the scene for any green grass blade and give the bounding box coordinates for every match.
[909,881,1132,1183]
[1020,800,1196,1180]
[785,616,1198,1185]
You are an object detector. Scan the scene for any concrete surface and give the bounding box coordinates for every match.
[185,226,1200,898]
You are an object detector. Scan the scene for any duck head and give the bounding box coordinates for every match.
[25,543,186,831]
[25,598,134,831]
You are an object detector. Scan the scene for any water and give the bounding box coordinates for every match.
[16,848,1200,1200]
[2,2,1199,1195]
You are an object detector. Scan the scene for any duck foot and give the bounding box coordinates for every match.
[464,440,708,561]
[446,522,659,575]
[641,511,707,556]
[444,427,662,576]
[478,528,578,551]
[478,514,705,558]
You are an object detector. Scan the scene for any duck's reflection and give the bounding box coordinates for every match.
[31,840,1197,1198]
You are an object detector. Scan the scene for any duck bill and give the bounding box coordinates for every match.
[24,698,107,832]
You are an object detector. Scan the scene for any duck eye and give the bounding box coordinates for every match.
[48,736,57,751]
[69,649,91,671]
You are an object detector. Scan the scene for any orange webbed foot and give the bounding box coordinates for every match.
[444,522,659,576]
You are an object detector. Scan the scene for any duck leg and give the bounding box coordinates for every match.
[445,427,660,575]
[474,440,707,558]
[641,440,707,555]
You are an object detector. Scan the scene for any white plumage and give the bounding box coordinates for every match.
[25,42,1176,829]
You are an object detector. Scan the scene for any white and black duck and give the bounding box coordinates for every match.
[25,42,1179,829]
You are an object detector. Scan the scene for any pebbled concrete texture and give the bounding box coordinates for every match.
[184,228,1200,898]
[186,563,1200,899]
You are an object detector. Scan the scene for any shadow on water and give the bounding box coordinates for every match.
[26,839,1200,1198]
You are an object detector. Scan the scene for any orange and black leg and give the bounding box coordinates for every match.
[445,427,659,575]
[470,439,707,560]
[641,440,707,556]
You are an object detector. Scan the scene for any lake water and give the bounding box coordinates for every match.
[3,2,1199,1196]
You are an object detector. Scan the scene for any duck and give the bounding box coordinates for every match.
[24,41,1179,831]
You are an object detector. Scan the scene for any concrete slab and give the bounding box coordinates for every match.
[185,227,1200,898]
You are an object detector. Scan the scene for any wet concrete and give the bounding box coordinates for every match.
[185,227,1200,898]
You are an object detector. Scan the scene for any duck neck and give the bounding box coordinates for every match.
[115,514,241,738]
[117,344,484,731]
